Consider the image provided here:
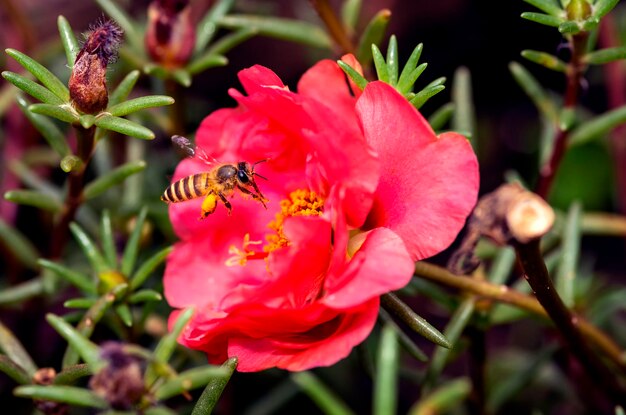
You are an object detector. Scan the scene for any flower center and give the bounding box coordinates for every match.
[225,189,324,266]
[265,189,324,253]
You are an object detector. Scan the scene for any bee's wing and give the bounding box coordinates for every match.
[171,135,219,167]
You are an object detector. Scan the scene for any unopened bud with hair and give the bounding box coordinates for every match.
[69,19,123,114]
[145,0,196,68]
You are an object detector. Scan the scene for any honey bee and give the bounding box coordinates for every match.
[161,135,268,219]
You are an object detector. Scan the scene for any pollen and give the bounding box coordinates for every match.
[225,233,263,267]
[265,189,324,252]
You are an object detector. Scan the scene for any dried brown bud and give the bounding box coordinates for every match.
[33,368,68,415]
[69,19,123,114]
[145,0,196,68]
[89,342,144,410]
[448,183,555,275]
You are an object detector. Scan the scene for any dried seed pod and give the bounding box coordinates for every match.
[69,20,123,114]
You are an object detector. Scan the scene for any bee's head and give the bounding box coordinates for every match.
[237,160,268,184]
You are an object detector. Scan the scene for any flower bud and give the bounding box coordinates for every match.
[145,0,196,68]
[89,342,144,410]
[566,0,592,21]
[69,20,123,114]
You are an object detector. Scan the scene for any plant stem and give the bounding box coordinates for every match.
[536,32,588,198]
[413,261,626,373]
[309,0,355,55]
[514,239,626,406]
[49,126,96,258]
[165,79,186,135]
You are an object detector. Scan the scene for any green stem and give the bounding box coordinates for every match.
[165,79,185,135]
[49,126,96,258]
[514,239,626,407]
[536,32,588,198]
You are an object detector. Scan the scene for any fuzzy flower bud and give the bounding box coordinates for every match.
[89,342,144,410]
[69,20,123,114]
[145,0,196,68]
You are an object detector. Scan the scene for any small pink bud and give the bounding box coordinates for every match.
[145,0,196,68]
[69,20,123,114]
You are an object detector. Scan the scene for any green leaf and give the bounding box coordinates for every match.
[16,95,69,157]
[53,363,91,385]
[95,115,155,140]
[195,0,236,54]
[337,60,368,92]
[378,309,428,362]
[291,371,355,415]
[488,247,516,285]
[79,114,95,129]
[4,189,62,212]
[171,69,192,87]
[46,313,102,367]
[386,35,399,86]
[146,308,194,384]
[38,259,97,295]
[69,222,109,275]
[356,9,391,65]
[521,49,567,72]
[186,54,229,76]
[128,289,162,304]
[559,20,582,34]
[14,385,107,408]
[428,102,455,131]
[130,246,173,291]
[0,320,38,376]
[109,70,140,107]
[341,0,362,32]
[121,207,148,276]
[95,0,142,51]
[423,297,475,390]
[374,324,399,415]
[60,284,127,368]
[5,48,70,101]
[29,103,79,123]
[2,71,64,105]
[100,210,117,269]
[204,27,258,57]
[0,355,31,385]
[0,279,45,306]
[58,16,79,67]
[218,15,332,49]
[371,44,389,83]
[107,95,174,117]
[523,0,563,16]
[410,378,471,414]
[84,160,146,200]
[154,365,231,401]
[593,0,620,19]
[584,46,626,65]
[380,293,451,348]
[115,303,133,327]
[509,61,558,122]
[555,201,581,308]
[397,55,426,94]
[410,84,445,110]
[63,298,97,309]
[191,358,238,415]
[451,66,475,141]
[569,105,626,146]
[0,218,39,270]
[521,12,563,27]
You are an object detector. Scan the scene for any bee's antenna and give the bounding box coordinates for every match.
[252,159,269,180]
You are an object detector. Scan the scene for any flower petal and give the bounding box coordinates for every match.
[323,227,414,308]
[356,82,479,260]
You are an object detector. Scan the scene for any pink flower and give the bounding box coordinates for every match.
[163,56,479,372]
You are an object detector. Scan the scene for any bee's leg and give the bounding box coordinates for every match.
[217,192,233,215]
[236,184,268,209]
[200,193,218,219]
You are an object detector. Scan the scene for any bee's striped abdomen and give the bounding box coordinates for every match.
[161,173,211,203]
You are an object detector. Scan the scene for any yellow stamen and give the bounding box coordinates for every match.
[225,233,263,266]
[265,189,324,253]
